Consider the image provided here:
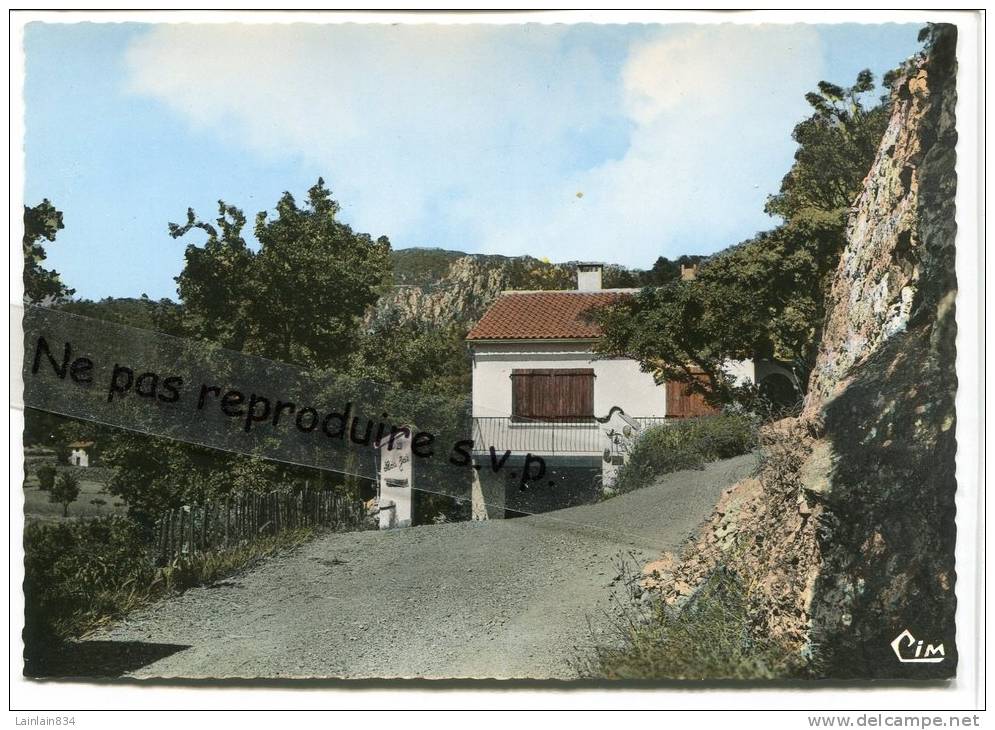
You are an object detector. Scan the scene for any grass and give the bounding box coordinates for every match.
[86,528,317,638]
[609,413,758,497]
[25,520,317,649]
[579,560,800,680]
[22,454,126,522]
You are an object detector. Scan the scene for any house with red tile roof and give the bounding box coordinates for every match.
[67,440,95,468]
[464,263,757,520]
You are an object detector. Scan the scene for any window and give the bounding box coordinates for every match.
[665,373,721,418]
[511,368,595,421]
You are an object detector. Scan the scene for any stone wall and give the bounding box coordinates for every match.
[646,26,959,679]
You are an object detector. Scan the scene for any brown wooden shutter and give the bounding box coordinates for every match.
[512,369,594,421]
[665,371,721,418]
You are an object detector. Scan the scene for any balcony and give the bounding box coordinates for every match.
[470,416,669,456]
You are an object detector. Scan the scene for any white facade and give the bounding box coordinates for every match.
[376,429,413,529]
[470,339,754,421]
[465,263,759,520]
[471,340,668,420]
[69,447,90,467]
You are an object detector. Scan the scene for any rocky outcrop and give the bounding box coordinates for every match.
[649,26,958,679]
[367,255,514,330]
[369,251,638,330]
[804,32,958,419]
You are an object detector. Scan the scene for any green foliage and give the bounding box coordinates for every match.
[23,199,73,304]
[586,569,799,680]
[640,254,707,287]
[35,464,57,492]
[50,417,107,465]
[58,296,182,332]
[170,178,391,367]
[388,247,651,293]
[22,515,313,658]
[596,70,896,403]
[50,472,81,517]
[23,515,154,645]
[359,315,471,399]
[766,71,892,221]
[389,247,468,286]
[85,180,393,525]
[612,415,757,496]
[98,432,346,531]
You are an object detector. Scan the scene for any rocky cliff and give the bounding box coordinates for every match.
[368,254,521,330]
[369,249,639,330]
[645,26,958,679]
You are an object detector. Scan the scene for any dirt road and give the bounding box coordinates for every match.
[80,454,754,679]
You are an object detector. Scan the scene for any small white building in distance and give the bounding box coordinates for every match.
[67,441,95,468]
[464,262,758,520]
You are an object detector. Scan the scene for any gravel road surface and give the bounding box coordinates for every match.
[79,454,754,679]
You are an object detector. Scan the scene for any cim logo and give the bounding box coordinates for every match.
[891,629,945,663]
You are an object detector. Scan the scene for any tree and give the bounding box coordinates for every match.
[170,179,391,367]
[168,202,254,348]
[50,472,81,517]
[35,464,57,492]
[359,314,471,400]
[92,181,393,528]
[596,69,896,406]
[640,255,708,287]
[23,199,73,304]
[766,71,891,221]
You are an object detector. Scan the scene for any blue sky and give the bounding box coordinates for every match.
[23,21,924,300]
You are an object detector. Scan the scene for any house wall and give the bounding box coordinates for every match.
[470,341,669,418]
[470,340,754,418]
[468,340,757,521]
[69,448,89,468]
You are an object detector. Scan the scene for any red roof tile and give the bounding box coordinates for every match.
[466,291,631,341]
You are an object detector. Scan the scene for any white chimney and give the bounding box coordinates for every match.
[577,262,604,291]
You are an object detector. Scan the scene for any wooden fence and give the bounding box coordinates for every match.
[154,488,368,563]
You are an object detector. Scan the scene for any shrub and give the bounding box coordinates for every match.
[583,568,800,680]
[23,516,155,647]
[50,472,81,517]
[35,464,57,492]
[23,514,317,669]
[613,414,757,495]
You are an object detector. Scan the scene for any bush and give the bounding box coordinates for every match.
[583,567,800,680]
[23,514,316,661]
[50,472,81,517]
[23,516,155,647]
[613,414,757,495]
[35,464,57,492]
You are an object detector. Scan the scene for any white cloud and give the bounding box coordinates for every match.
[475,24,825,263]
[124,23,824,267]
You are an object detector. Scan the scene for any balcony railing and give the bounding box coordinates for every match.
[470,416,670,455]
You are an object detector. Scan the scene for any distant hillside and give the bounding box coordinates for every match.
[388,248,472,287]
[377,247,705,331]
[56,296,181,331]
[375,248,652,331]
[53,248,705,338]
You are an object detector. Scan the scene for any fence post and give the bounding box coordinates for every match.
[203,502,210,553]
[170,509,177,560]
[181,508,188,557]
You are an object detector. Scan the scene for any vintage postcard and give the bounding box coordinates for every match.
[9,9,983,710]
